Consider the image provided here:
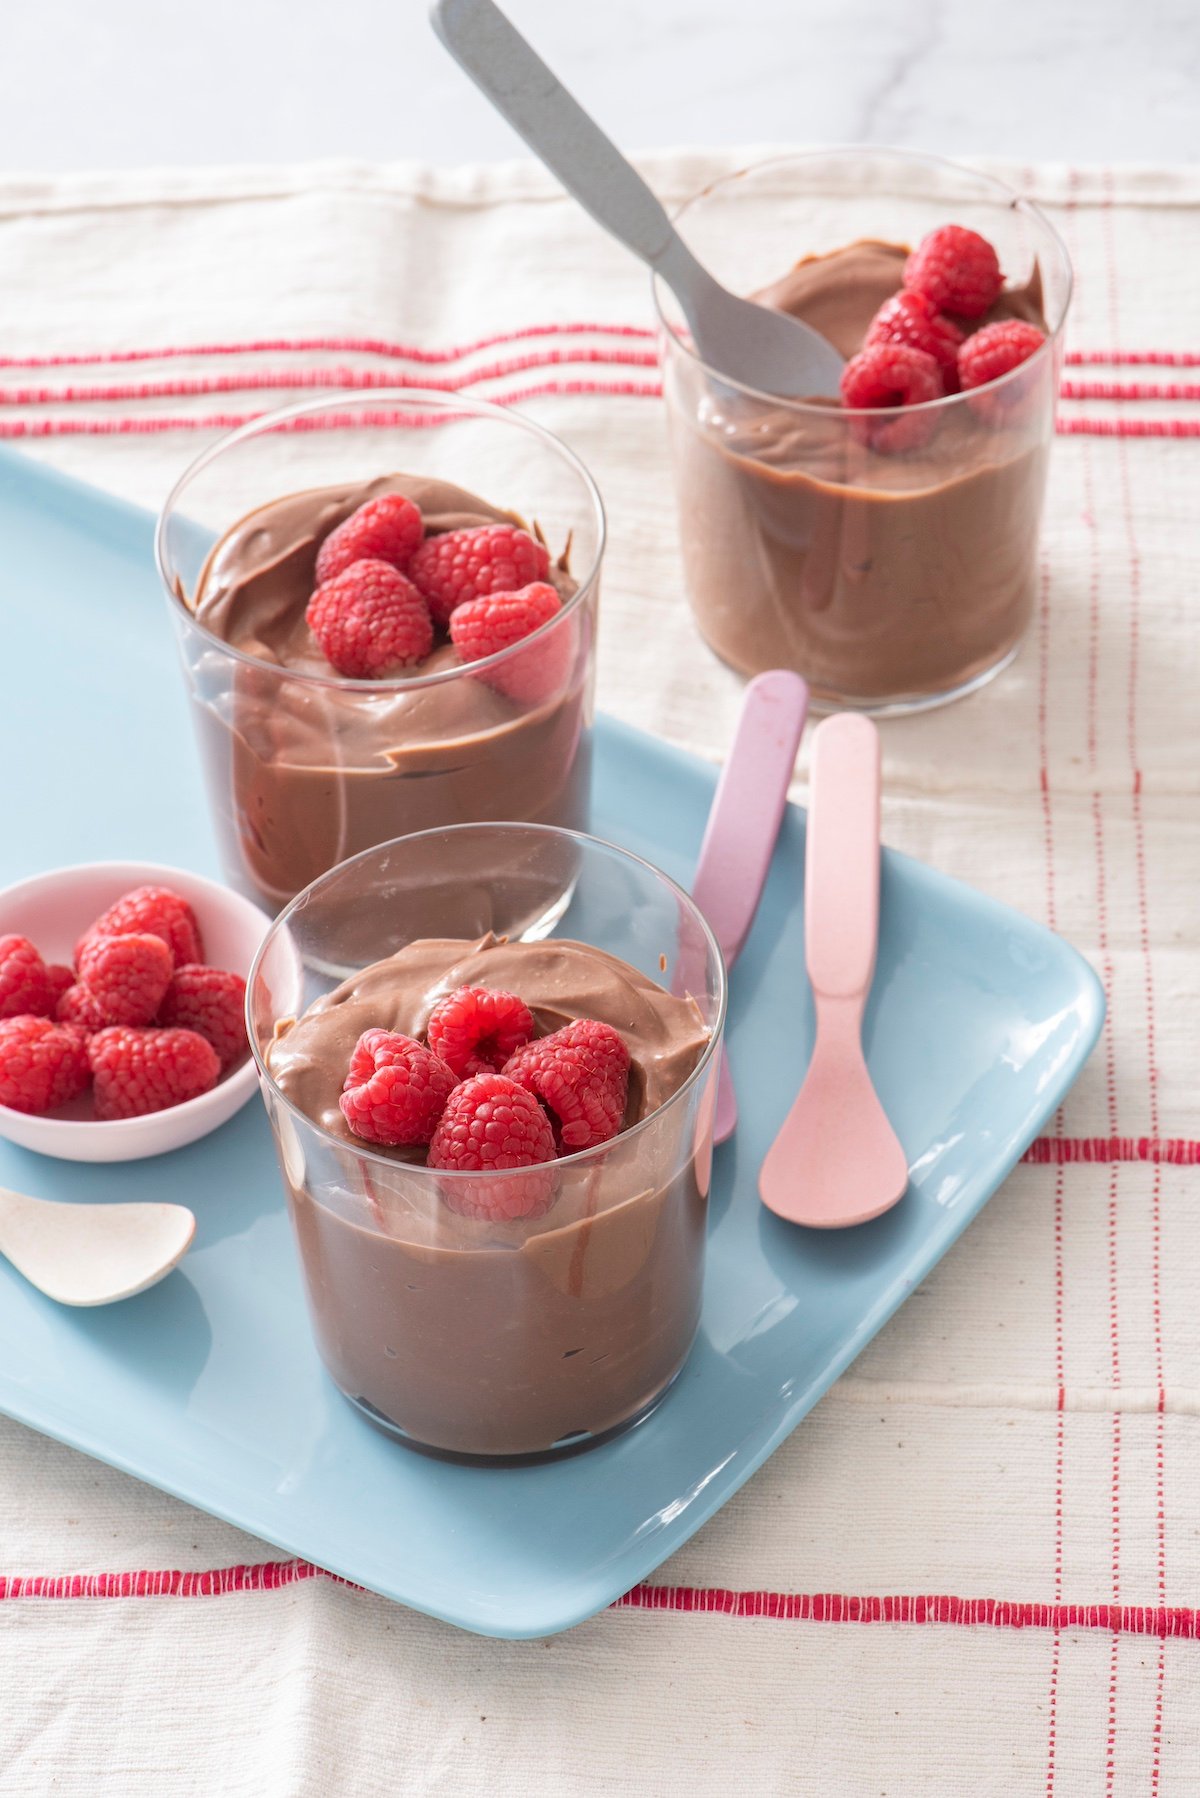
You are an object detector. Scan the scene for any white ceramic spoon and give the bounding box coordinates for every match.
[0,1187,195,1306]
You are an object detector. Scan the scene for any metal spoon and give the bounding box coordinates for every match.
[0,1186,195,1306]
[431,0,844,400]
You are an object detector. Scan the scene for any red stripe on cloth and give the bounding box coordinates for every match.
[1062,415,1200,437]
[0,323,659,371]
[2,403,1198,441]
[1035,513,1067,1788]
[1056,417,1200,437]
[2,1563,1198,1640]
[1088,175,1123,1798]
[1064,349,1200,368]
[0,331,1191,372]
[1103,170,1169,1797]
[0,1562,332,1600]
[3,367,1196,411]
[0,379,665,437]
[1060,379,1200,402]
[1023,1138,1199,1166]
[616,1587,1200,1638]
[0,347,661,407]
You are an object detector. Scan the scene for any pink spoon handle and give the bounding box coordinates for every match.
[692,670,809,1143]
[805,713,881,1002]
[758,711,908,1229]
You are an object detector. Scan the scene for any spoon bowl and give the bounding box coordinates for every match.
[0,1186,195,1306]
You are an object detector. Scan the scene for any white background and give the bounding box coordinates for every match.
[3,0,1196,171]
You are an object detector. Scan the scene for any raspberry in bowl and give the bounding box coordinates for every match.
[247,824,726,1462]
[0,863,267,1162]
[157,389,604,913]
[656,149,1072,712]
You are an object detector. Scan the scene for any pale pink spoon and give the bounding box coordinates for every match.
[758,713,909,1227]
[691,670,809,1144]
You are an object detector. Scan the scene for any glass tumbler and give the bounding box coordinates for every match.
[247,823,726,1463]
[656,148,1072,712]
[157,389,605,911]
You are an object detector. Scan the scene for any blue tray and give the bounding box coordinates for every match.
[0,447,1104,1638]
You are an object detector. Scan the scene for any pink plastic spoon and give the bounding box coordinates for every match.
[691,670,809,1144]
[758,713,909,1227]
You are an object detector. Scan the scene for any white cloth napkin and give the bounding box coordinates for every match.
[0,151,1197,1796]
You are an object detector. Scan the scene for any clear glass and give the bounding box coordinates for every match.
[655,148,1073,713]
[157,390,605,911]
[247,823,726,1463]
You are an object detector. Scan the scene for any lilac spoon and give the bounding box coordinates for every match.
[758,713,909,1227]
[692,671,809,1144]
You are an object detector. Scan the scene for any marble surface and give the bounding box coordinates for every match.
[3,0,1196,171]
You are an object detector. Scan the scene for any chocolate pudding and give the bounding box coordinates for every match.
[179,475,594,910]
[664,239,1056,705]
[266,935,712,1458]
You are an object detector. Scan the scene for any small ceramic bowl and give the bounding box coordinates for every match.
[0,862,269,1163]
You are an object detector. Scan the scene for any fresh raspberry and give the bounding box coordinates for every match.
[89,1026,220,1121]
[428,1073,557,1220]
[408,524,551,629]
[158,964,248,1069]
[77,885,203,969]
[425,984,535,1080]
[864,290,964,384]
[306,559,433,678]
[0,936,51,1018]
[314,493,425,585]
[503,1019,630,1151]
[338,1027,458,1147]
[78,932,174,1027]
[44,964,75,1010]
[57,983,114,1033]
[839,343,944,454]
[904,225,1003,320]
[0,1015,90,1114]
[448,581,571,704]
[957,319,1047,390]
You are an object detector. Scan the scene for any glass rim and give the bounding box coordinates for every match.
[652,144,1074,418]
[246,821,729,1184]
[154,386,608,695]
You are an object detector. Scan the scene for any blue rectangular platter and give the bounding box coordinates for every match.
[0,447,1104,1638]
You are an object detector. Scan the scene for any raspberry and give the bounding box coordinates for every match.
[338,1027,458,1147]
[89,1026,220,1121]
[314,493,425,585]
[865,290,964,384]
[57,983,114,1033]
[78,932,174,1027]
[0,936,51,1018]
[958,319,1047,390]
[408,524,551,630]
[503,1018,630,1151]
[0,1015,90,1114]
[428,1073,557,1220]
[425,984,535,1080]
[904,225,1002,320]
[77,885,203,969]
[448,581,571,704]
[44,965,74,1010]
[159,964,248,1069]
[306,559,433,678]
[839,343,944,454]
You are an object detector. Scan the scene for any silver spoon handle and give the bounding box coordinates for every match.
[431,0,676,268]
